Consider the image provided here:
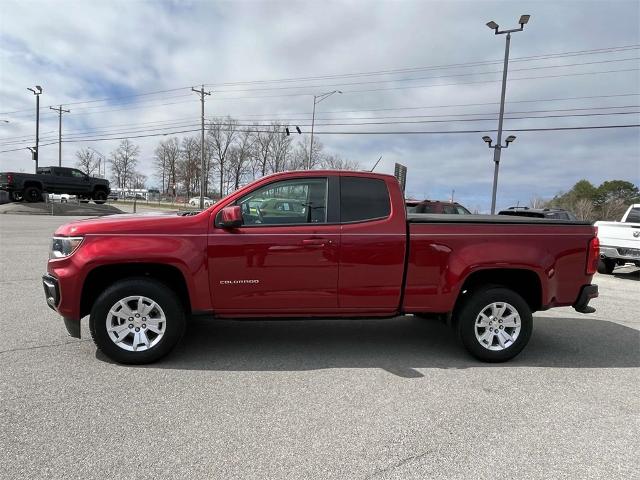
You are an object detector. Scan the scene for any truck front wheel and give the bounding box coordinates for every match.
[93,190,107,204]
[89,278,186,364]
[456,287,533,362]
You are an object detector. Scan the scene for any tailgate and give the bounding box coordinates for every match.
[597,222,640,249]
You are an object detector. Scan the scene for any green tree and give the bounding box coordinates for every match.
[595,180,639,206]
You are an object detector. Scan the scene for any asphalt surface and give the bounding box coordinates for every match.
[0,214,638,480]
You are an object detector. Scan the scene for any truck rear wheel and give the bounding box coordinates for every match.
[89,278,186,364]
[597,258,616,275]
[23,186,42,203]
[456,287,533,362]
[9,191,23,202]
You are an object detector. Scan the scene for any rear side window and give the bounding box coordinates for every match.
[340,177,390,222]
[625,207,640,223]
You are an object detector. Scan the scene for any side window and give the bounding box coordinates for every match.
[340,177,390,223]
[71,170,86,178]
[625,208,640,223]
[235,178,327,226]
[442,205,457,214]
[55,169,72,177]
[456,206,471,215]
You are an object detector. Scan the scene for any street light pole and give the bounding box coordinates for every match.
[485,15,530,214]
[88,147,106,178]
[27,86,43,172]
[308,90,341,169]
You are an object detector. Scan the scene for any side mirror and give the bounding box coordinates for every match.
[220,205,242,228]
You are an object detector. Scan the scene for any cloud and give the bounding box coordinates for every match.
[0,0,638,211]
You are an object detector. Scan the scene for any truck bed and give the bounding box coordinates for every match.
[403,215,596,313]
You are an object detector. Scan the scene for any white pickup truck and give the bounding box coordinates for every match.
[595,204,640,274]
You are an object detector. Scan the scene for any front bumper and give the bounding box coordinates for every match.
[42,273,80,338]
[573,284,598,314]
[42,274,60,310]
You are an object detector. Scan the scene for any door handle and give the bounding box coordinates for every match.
[302,238,329,247]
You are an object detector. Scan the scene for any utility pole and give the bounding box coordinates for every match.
[192,85,211,209]
[27,86,43,172]
[484,15,530,214]
[50,105,70,167]
[308,90,342,169]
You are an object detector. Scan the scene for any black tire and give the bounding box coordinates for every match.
[456,287,533,362]
[93,190,107,204]
[597,258,616,275]
[89,278,186,364]
[23,186,42,203]
[9,191,23,202]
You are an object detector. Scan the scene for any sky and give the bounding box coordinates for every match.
[1,0,639,212]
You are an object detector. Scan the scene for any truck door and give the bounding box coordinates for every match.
[208,176,340,314]
[338,175,406,313]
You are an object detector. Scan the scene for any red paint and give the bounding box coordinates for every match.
[48,170,597,322]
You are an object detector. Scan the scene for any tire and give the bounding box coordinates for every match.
[9,191,23,202]
[92,190,107,204]
[456,287,533,362]
[23,186,43,203]
[89,278,186,364]
[597,258,616,275]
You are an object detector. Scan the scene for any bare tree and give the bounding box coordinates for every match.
[227,128,255,191]
[599,198,627,221]
[178,137,200,198]
[109,139,139,190]
[573,198,595,221]
[208,117,238,198]
[75,148,97,175]
[528,196,547,209]
[252,124,276,177]
[131,172,147,190]
[270,130,293,173]
[154,137,180,194]
[322,153,360,170]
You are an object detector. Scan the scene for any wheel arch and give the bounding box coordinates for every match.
[23,180,43,190]
[454,267,543,314]
[80,263,191,318]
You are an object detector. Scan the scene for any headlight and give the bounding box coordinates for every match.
[50,236,84,259]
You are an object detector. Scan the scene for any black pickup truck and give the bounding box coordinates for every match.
[0,167,110,203]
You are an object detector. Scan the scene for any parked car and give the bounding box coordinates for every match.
[107,192,119,201]
[594,204,640,274]
[43,170,599,365]
[498,206,577,220]
[0,167,110,204]
[188,196,215,207]
[410,200,472,214]
[48,193,76,203]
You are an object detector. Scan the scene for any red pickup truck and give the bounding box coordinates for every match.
[43,170,599,364]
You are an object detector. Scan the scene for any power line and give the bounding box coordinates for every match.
[2,43,638,115]
[2,104,639,147]
[2,122,639,154]
[208,56,640,94]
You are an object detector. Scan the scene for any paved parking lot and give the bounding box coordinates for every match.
[1,214,638,479]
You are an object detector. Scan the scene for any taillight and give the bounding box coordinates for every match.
[586,235,600,275]
[6,174,13,184]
